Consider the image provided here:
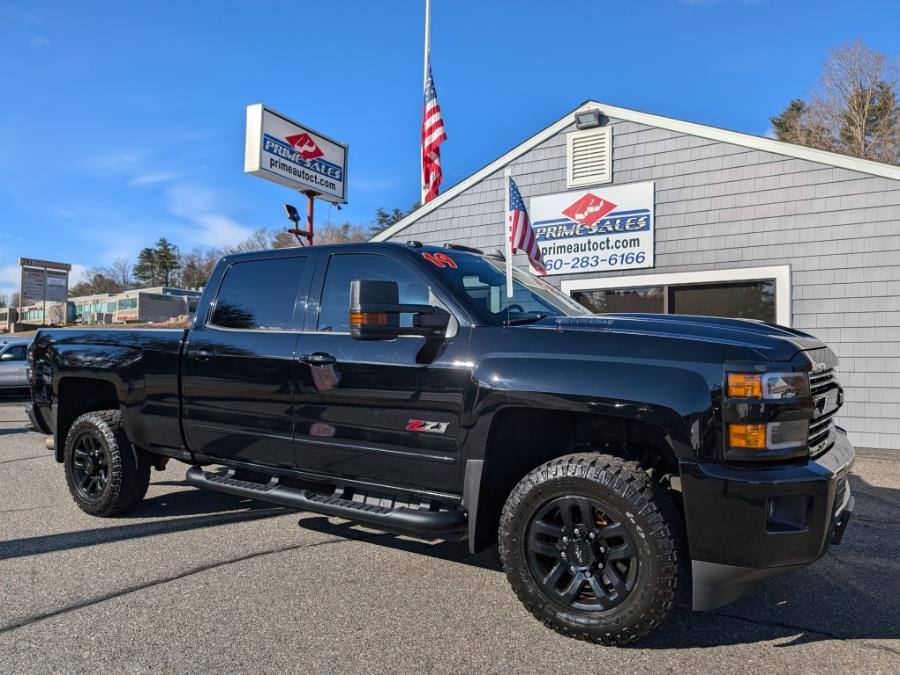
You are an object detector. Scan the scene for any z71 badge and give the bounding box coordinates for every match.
[406,419,449,434]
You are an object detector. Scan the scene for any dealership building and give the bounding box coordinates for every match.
[373,101,900,450]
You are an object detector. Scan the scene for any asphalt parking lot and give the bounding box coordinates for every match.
[1,393,898,672]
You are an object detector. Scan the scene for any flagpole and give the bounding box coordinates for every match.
[421,0,431,204]
[504,168,514,298]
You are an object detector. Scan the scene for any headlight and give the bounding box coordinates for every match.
[727,372,809,400]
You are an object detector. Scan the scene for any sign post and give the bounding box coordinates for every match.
[244,104,348,245]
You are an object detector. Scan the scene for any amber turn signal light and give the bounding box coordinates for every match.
[349,312,389,326]
[727,373,762,398]
[729,423,767,449]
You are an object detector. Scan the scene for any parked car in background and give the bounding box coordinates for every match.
[0,338,31,390]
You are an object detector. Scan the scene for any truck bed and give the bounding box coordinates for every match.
[29,328,188,456]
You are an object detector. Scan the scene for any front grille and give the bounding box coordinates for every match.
[808,368,840,458]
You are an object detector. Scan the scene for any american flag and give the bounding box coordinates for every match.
[421,57,447,203]
[508,176,547,274]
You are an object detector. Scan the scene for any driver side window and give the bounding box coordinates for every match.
[317,254,430,333]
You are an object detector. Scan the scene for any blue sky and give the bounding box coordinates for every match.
[1,0,898,297]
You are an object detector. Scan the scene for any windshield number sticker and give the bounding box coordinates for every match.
[422,252,457,269]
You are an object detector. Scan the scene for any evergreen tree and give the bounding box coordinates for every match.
[155,237,180,286]
[133,247,159,287]
[369,203,420,237]
[132,238,182,288]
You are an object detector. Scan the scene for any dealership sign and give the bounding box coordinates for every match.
[529,182,655,276]
[244,104,348,203]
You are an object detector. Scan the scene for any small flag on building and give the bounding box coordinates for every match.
[421,57,447,203]
[508,175,547,276]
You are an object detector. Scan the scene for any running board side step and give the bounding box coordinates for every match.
[185,466,466,538]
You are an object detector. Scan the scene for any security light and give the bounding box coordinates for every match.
[284,203,300,224]
[574,109,602,130]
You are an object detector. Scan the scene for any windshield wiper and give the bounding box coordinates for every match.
[503,313,546,326]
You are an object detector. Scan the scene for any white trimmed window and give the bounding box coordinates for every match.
[566,127,612,188]
[561,266,792,327]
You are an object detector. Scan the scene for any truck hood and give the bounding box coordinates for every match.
[527,313,824,362]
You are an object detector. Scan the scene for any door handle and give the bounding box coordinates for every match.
[301,352,336,366]
[186,348,215,361]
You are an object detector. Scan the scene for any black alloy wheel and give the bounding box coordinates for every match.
[525,496,638,612]
[498,453,681,645]
[63,410,151,516]
[70,430,112,500]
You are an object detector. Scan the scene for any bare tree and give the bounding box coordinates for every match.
[315,222,368,244]
[70,268,123,296]
[180,248,219,289]
[271,230,300,249]
[812,39,899,162]
[771,39,899,164]
[107,258,133,290]
[226,228,271,254]
[47,302,67,325]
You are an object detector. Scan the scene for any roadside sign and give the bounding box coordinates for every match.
[529,182,655,276]
[244,104,348,204]
[18,258,70,307]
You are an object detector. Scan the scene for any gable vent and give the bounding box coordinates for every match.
[566,126,612,188]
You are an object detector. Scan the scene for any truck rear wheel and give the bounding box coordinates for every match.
[63,410,150,517]
[498,453,680,645]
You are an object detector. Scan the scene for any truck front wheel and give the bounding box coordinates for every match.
[498,453,681,645]
[63,410,151,517]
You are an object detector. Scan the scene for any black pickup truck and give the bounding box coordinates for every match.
[27,242,854,644]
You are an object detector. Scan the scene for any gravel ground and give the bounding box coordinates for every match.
[0,392,898,672]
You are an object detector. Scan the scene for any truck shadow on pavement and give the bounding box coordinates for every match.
[0,486,286,561]
[298,472,900,650]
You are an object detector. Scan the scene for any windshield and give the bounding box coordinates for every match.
[435,253,591,325]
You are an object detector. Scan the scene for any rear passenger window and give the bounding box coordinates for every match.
[317,253,430,332]
[211,257,306,330]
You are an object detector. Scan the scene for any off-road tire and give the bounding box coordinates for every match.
[63,410,151,516]
[498,453,680,645]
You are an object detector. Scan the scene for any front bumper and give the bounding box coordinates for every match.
[681,430,854,609]
[25,401,51,434]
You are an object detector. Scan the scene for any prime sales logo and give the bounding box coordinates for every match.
[284,133,325,161]
[561,193,617,226]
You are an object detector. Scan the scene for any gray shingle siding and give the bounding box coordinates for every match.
[386,115,900,450]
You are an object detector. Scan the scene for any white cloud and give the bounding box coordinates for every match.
[69,263,90,284]
[190,214,256,247]
[0,264,20,301]
[165,184,254,248]
[78,149,147,176]
[127,171,178,187]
